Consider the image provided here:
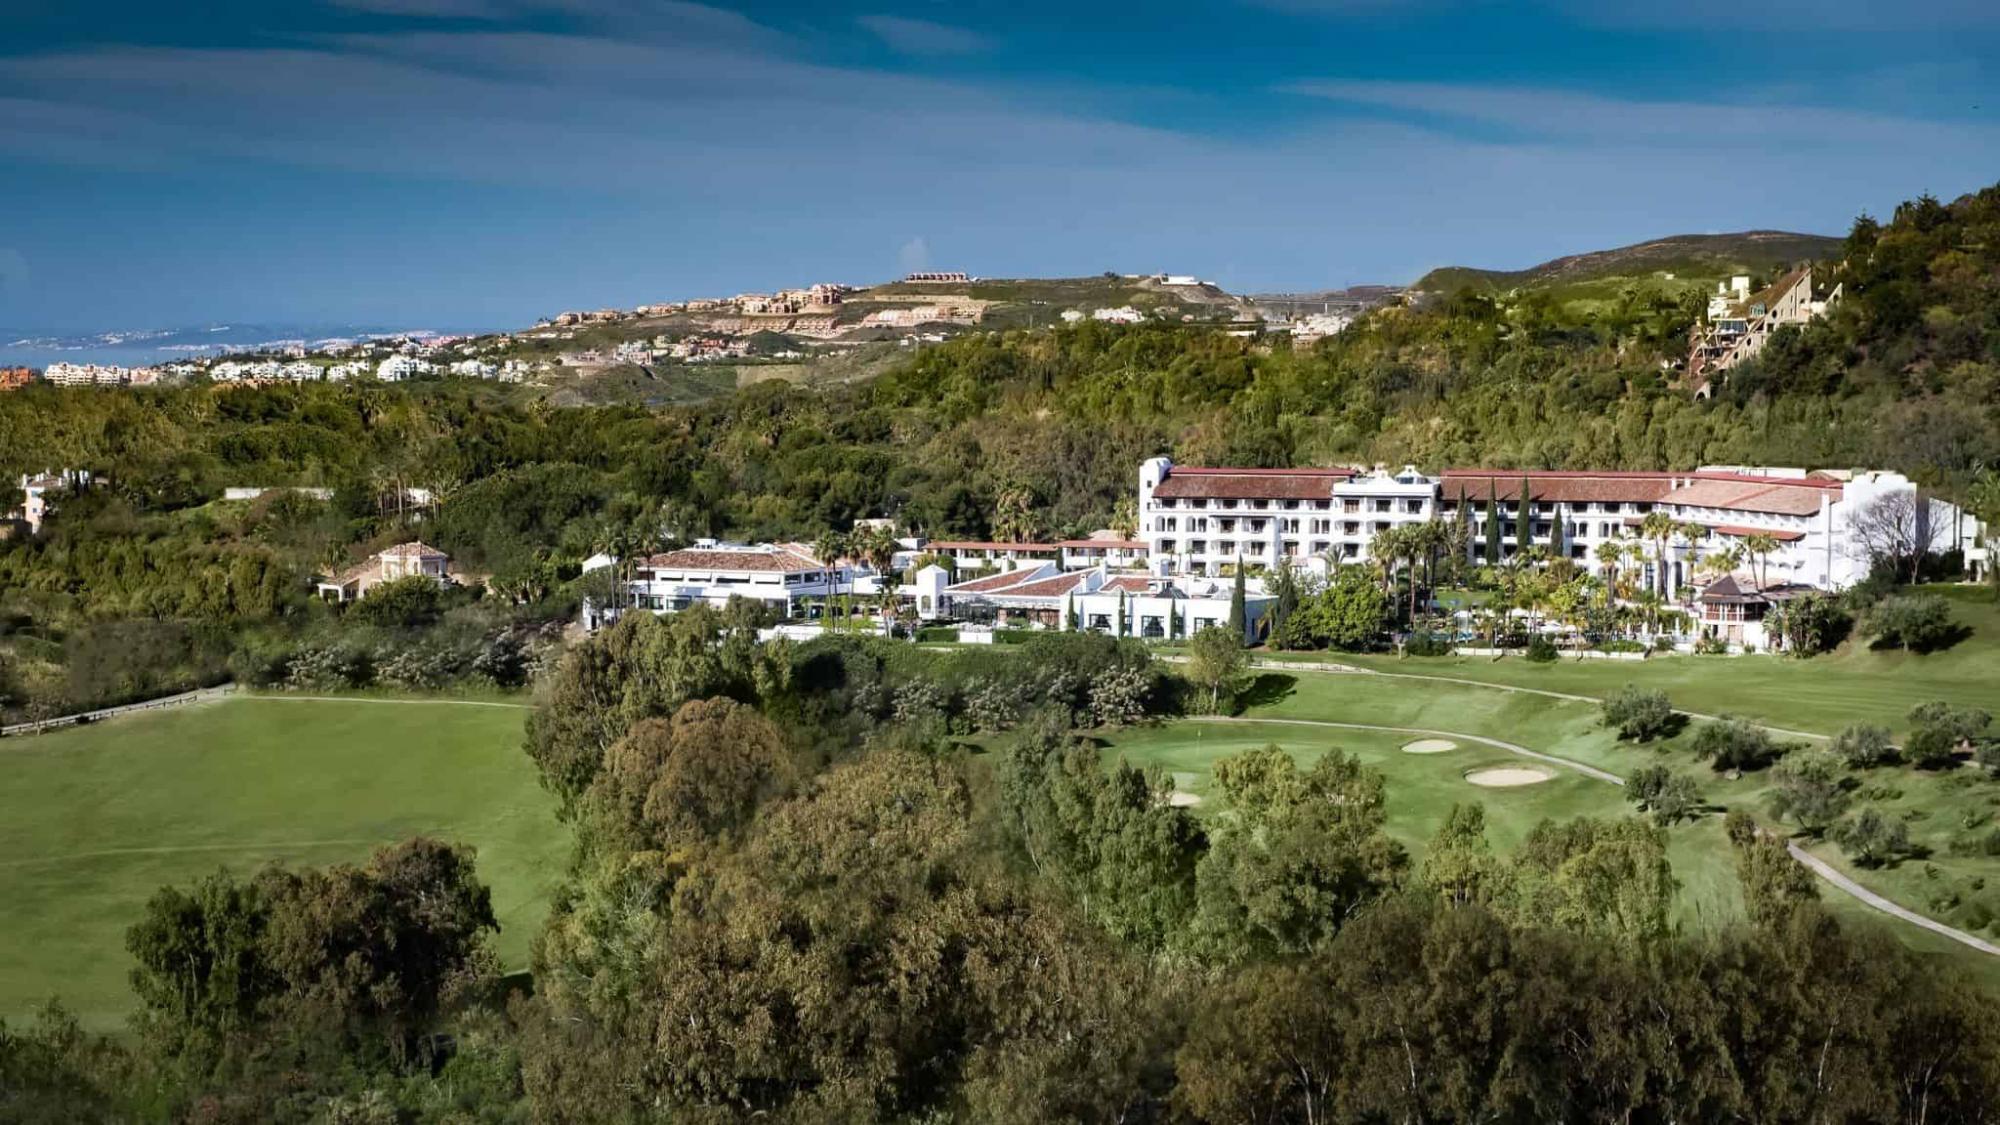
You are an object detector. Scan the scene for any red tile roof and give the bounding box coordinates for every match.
[1439,469,1838,515]
[929,540,1059,553]
[641,546,823,573]
[990,571,1092,599]
[1154,466,1352,501]
[379,540,447,560]
[1057,538,1149,550]
[1099,575,1157,593]
[946,567,1053,594]
[1711,524,1807,542]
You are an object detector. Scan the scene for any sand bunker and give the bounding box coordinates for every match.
[1464,766,1553,788]
[1168,790,1204,807]
[1401,738,1458,754]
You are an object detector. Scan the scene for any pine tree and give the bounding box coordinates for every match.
[1483,481,1501,566]
[1515,476,1533,554]
[1228,568,1246,644]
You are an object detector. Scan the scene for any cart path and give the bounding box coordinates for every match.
[1187,714,1998,958]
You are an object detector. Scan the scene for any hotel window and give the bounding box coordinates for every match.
[1404,499,1425,513]
[1310,540,1329,554]
[1373,521,1390,533]
[1281,541,1299,556]
[1190,539,1207,554]
[1343,521,1360,535]
[1341,543,1359,558]
[1283,499,1300,510]
[1342,499,1360,513]
[1372,499,1391,513]
[1312,499,1331,510]
[1159,539,1177,553]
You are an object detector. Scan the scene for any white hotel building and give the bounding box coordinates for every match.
[1140,457,1983,597]
[1138,458,1436,575]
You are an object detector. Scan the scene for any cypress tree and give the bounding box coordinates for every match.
[1483,481,1501,566]
[1228,567,1246,643]
[1116,589,1127,636]
[1515,476,1533,554]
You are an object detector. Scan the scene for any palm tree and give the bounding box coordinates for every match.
[1593,540,1623,605]
[813,530,849,622]
[1697,544,1744,584]
[1636,511,1679,600]
[1742,532,1779,592]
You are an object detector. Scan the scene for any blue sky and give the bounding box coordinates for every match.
[1,0,1996,334]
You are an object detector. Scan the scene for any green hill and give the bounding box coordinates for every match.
[1415,230,1842,297]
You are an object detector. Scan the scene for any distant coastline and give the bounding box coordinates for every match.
[0,323,479,370]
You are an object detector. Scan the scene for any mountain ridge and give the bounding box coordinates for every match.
[1414,230,1843,296]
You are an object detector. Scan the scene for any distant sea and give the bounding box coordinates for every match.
[0,323,482,370]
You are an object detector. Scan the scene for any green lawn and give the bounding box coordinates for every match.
[1098,660,2000,987]
[0,695,564,1031]
[1333,585,2000,736]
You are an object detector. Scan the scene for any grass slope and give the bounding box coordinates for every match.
[1099,665,2000,986]
[1335,586,1999,737]
[1415,230,1841,296]
[0,695,563,1030]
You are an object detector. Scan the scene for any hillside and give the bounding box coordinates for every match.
[1415,230,1842,297]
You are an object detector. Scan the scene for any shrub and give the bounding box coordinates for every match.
[1524,635,1558,663]
[1766,748,1851,834]
[1602,686,1675,742]
[1691,716,1780,772]
[349,575,446,631]
[1833,807,1911,868]
[1693,634,1728,655]
[1905,701,1992,770]
[1626,765,1702,825]
[1831,723,1898,769]
[1088,666,1153,727]
[1402,630,1454,657]
[1867,594,1957,652]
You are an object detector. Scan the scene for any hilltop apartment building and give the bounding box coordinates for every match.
[1687,269,1840,394]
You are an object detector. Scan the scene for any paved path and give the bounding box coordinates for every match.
[1783,843,2000,956]
[1189,715,1625,785]
[1189,711,1998,958]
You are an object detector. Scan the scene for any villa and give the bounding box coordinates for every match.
[315,541,453,602]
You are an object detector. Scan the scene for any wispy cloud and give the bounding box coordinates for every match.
[1285,79,2000,152]
[856,14,991,55]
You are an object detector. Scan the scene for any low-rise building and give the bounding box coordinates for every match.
[939,565,1269,643]
[926,540,1062,572]
[315,541,453,602]
[597,542,857,626]
[1057,532,1150,570]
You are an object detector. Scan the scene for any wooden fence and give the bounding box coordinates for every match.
[0,684,237,739]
